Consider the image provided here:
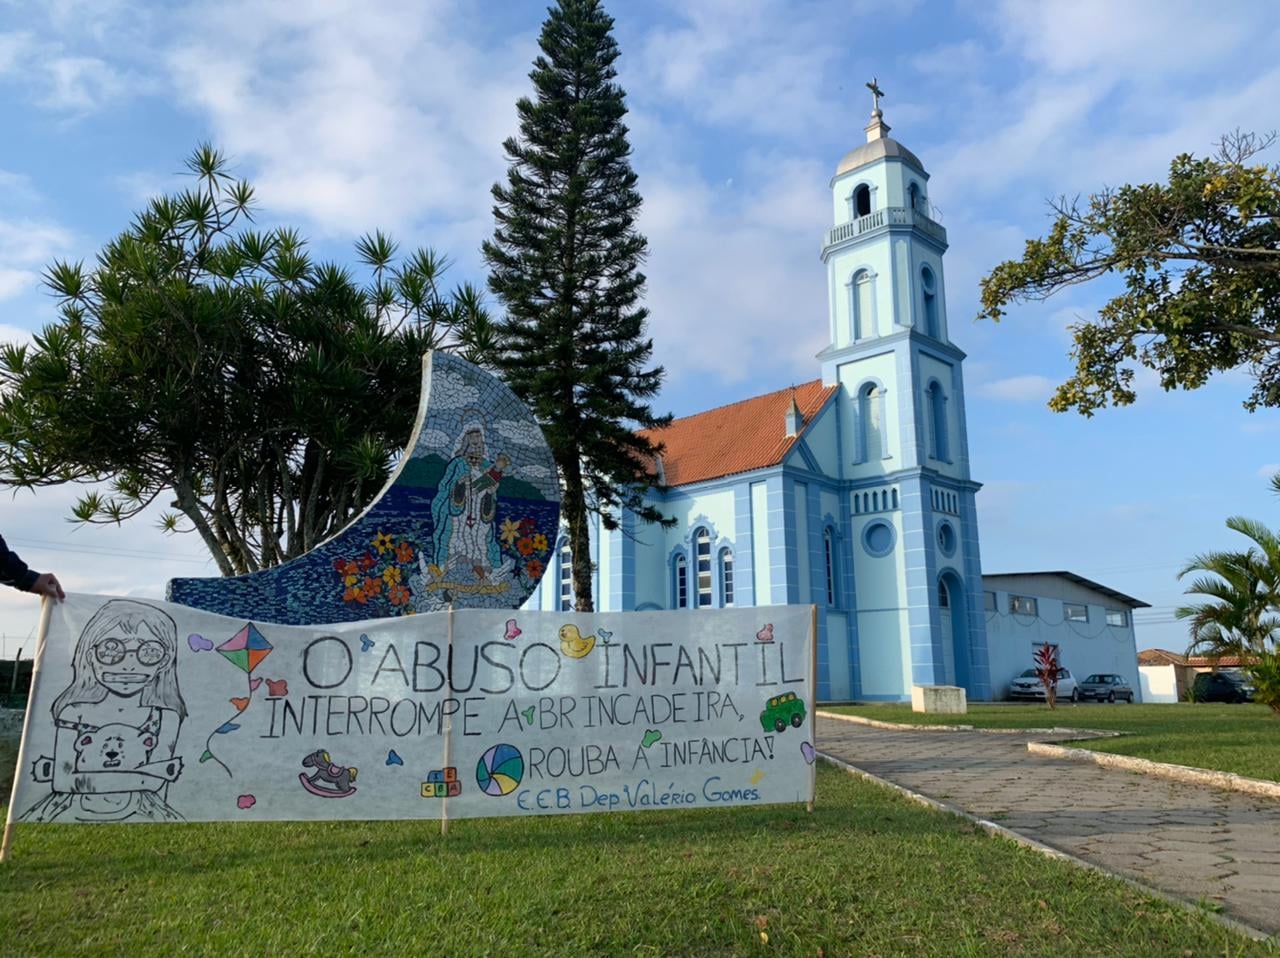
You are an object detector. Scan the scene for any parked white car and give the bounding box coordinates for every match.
[1008,668,1080,703]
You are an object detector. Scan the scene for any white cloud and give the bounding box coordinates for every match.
[1257,464,1280,480]
[630,0,905,140]
[0,322,35,345]
[976,374,1055,403]
[0,215,76,303]
[640,156,828,388]
[0,28,138,113]
[161,1,535,240]
[994,0,1250,77]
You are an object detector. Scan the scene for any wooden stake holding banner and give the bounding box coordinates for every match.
[1,596,54,863]
[440,602,454,837]
[808,603,817,814]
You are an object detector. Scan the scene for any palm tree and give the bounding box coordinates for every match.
[1177,517,1280,713]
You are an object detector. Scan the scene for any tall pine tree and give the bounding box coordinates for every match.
[483,0,671,612]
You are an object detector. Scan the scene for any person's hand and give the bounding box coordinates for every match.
[31,573,65,601]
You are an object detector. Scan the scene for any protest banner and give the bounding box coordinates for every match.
[4,595,815,845]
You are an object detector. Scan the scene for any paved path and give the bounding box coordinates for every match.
[817,716,1280,937]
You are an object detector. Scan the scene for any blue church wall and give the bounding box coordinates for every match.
[797,403,841,476]
[957,491,992,698]
[763,475,790,606]
[626,486,736,610]
[851,498,908,698]
[606,507,636,612]
[750,480,771,605]
[733,483,756,609]
[899,477,940,690]
[784,479,806,605]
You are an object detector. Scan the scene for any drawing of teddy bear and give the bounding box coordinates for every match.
[72,723,156,772]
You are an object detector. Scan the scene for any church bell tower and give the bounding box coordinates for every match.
[818,80,991,701]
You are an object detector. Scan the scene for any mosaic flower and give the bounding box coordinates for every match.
[525,559,544,580]
[383,566,402,586]
[344,573,359,587]
[532,533,548,552]
[499,518,521,548]
[389,583,411,606]
[344,584,366,604]
[363,576,383,596]
[517,537,535,556]
[357,551,376,572]
[395,541,414,563]
[334,558,359,577]
[372,531,394,554]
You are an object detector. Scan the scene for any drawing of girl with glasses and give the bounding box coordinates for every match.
[20,599,188,822]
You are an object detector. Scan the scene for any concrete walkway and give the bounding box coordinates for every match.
[817,715,1280,937]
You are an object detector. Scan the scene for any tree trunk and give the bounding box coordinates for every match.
[561,456,593,613]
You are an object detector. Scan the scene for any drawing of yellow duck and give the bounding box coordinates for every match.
[558,624,596,659]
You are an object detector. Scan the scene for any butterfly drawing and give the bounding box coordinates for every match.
[504,619,522,641]
[756,623,775,643]
[360,634,375,652]
[597,628,612,642]
[266,678,289,697]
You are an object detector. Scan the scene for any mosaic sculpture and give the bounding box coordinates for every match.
[167,352,560,624]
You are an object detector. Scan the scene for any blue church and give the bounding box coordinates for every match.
[526,100,1144,703]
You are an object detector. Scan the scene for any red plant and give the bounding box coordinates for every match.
[1033,644,1061,709]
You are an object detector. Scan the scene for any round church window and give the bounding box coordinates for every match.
[862,521,895,557]
[937,521,956,556]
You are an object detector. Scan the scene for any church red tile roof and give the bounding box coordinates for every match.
[640,379,838,487]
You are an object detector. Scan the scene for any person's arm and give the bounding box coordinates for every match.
[0,533,64,599]
[0,532,39,592]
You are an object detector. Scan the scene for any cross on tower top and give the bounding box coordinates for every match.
[866,77,885,113]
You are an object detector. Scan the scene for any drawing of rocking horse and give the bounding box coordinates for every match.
[298,749,359,798]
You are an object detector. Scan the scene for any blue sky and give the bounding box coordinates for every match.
[2,0,1279,658]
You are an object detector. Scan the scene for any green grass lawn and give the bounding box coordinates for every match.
[1,764,1272,957]
[825,703,1280,783]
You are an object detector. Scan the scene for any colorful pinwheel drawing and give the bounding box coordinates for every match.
[200,623,274,776]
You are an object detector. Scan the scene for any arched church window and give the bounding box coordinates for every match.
[938,579,950,609]
[851,269,873,340]
[853,184,871,218]
[695,527,712,607]
[559,542,573,611]
[719,548,734,607]
[921,265,939,338]
[858,382,883,462]
[908,182,921,212]
[673,554,688,609]
[823,528,837,606]
[927,381,949,461]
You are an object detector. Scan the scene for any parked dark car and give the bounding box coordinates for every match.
[1191,670,1255,703]
[1079,673,1134,702]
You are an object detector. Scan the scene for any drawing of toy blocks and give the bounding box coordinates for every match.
[420,766,461,798]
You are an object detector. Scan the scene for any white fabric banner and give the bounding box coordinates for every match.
[9,595,815,823]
